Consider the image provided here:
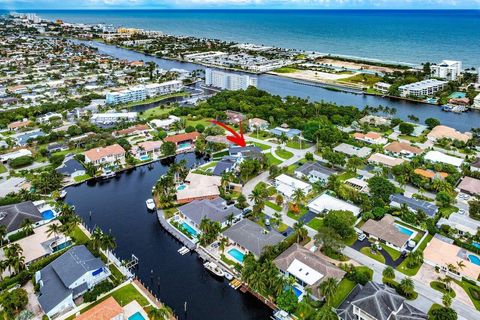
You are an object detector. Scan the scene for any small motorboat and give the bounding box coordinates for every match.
[101,171,116,180]
[203,262,224,278]
[145,199,156,211]
[224,271,233,281]
[178,246,190,255]
[58,190,67,199]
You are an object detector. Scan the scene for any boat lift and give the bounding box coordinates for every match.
[124,254,139,270]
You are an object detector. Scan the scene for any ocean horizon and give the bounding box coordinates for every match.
[4,9,480,67]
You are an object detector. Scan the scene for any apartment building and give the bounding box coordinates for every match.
[205,68,257,90]
[431,60,462,81]
[399,79,447,97]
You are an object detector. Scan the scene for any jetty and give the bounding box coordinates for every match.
[156,210,197,250]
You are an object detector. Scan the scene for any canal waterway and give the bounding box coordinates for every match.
[80,40,480,132]
[64,153,272,320]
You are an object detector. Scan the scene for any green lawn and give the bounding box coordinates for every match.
[51,148,83,157]
[211,150,229,159]
[397,234,433,276]
[307,218,324,231]
[454,280,480,310]
[265,152,282,166]
[70,226,90,244]
[331,278,356,308]
[252,142,271,151]
[185,117,213,129]
[265,201,282,212]
[275,148,294,160]
[337,171,357,182]
[430,281,456,297]
[439,205,459,218]
[339,73,382,86]
[140,106,175,120]
[287,207,308,221]
[276,223,289,233]
[273,67,299,73]
[286,140,311,150]
[74,174,92,182]
[380,244,401,261]
[428,304,443,318]
[360,247,386,264]
[0,163,7,174]
[109,263,125,282]
[249,131,274,140]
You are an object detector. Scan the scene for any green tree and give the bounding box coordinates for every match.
[431,306,457,320]
[425,118,440,129]
[276,289,298,313]
[293,221,308,243]
[382,266,395,280]
[323,210,356,239]
[318,277,339,305]
[314,227,345,254]
[399,122,415,135]
[436,191,453,207]
[399,277,415,296]
[368,176,396,203]
[1,288,28,317]
[161,141,176,157]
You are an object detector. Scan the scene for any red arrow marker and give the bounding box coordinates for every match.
[209,119,246,147]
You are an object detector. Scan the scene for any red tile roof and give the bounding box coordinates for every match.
[164,132,200,144]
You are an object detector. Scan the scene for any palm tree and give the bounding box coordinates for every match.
[21,218,34,236]
[0,225,7,246]
[400,277,415,296]
[0,260,7,281]
[46,223,61,240]
[219,237,229,254]
[279,133,288,146]
[101,232,116,265]
[442,293,453,308]
[147,306,169,320]
[248,189,265,207]
[292,188,305,207]
[313,307,338,320]
[406,250,423,268]
[318,277,339,305]
[226,213,235,226]
[91,227,104,252]
[4,243,25,274]
[293,221,307,243]
[457,260,466,271]
[382,266,395,280]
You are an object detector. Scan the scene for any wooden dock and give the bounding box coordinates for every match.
[156,210,197,250]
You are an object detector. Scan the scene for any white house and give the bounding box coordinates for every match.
[0,148,32,163]
[275,174,312,199]
[307,193,361,216]
[36,245,110,318]
[90,112,138,124]
[149,115,181,130]
[399,79,447,97]
[473,93,480,110]
[424,150,464,168]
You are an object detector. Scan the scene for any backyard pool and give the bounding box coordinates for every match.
[41,210,55,220]
[128,312,146,320]
[181,221,198,237]
[394,224,414,237]
[284,285,302,298]
[52,240,72,252]
[177,184,187,191]
[472,242,480,249]
[178,142,191,149]
[468,254,480,266]
[139,155,150,161]
[228,248,245,263]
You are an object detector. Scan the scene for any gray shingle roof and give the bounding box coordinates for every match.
[212,157,236,176]
[178,197,242,226]
[50,245,105,287]
[56,158,85,176]
[229,146,263,160]
[336,282,427,320]
[389,194,438,217]
[223,219,285,256]
[38,245,105,315]
[295,161,335,178]
[0,201,43,233]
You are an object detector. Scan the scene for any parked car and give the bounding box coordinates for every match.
[265,218,271,226]
[374,242,382,251]
[357,233,367,242]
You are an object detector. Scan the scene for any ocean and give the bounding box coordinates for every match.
[15,9,480,67]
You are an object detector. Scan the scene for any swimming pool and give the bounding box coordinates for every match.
[181,221,198,237]
[394,224,414,237]
[284,285,302,298]
[42,210,55,220]
[52,240,72,252]
[178,142,191,149]
[128,312,146,320]
[468,254,480,266]
[139,155,150,161]
[177,184,187,191]
[472,242,480,249]
[228,248,245,263]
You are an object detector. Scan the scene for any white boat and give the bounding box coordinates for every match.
[178,246,190,255]
[101,171,116,180]
[146,199,155,210]
[203,262,225,278]
[224,271,233,281]
[58,190,67,199]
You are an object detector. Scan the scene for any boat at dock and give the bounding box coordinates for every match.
[178,246,190,255]
[224,271,233,281]
[203,261,225,278]
[442,104,467,113]
[145,199,155,210]
[58,190,67,199]
[101,171,116,180]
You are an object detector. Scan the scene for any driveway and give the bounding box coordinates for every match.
[351,239,406,268]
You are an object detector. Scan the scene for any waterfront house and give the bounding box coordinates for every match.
[273,244,346,300]
[427,125,472,143]
[112,124,150,137]
[176,173,222,204]
[353,132,387,145]
[36,245,110,318]
[359,115,391,127]
[164,131,200,153]
[307,193,361,217]
[457,176,480,196]
[275,174,312,199]
[75,296,123,320]
[84,144,126,168]
[149,115,181,130]
[423,234,480,282]
[333,143,372,158]
[131,140,163,160]
[437,213,480,237]
[223,219,285,257]
[56,156,86,179]
[0,201,44,236]
[384,141,423,158]
[229,145,263,161]
[389,194,438,217]
[178,197,242,230]
[359,215,411,251]
[424,150,464,168]
[294,161,336,184]
[336,281,427,320]
[248,118,269,132]
[399,79,447,97]
[368,153,406,168]
[373,82,391,94]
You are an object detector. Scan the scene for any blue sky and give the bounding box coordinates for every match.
[1,0,480,10]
